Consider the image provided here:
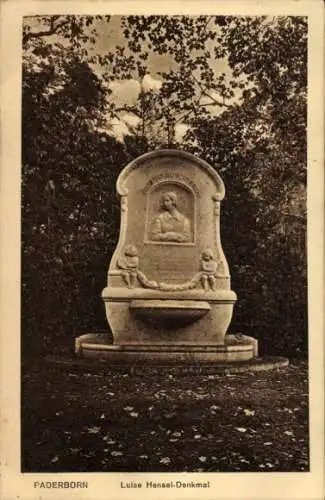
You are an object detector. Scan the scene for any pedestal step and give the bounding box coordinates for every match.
[75,332,258,363]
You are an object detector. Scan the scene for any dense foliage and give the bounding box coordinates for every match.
[22,15,307,359]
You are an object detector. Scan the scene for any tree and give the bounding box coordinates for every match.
[22,15,308,357]
[22,16,126,357]
[101,15,307,355]
[23,15,110,48]
[94,16,246,146]
[184,16,307,355]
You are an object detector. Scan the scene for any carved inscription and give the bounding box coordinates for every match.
[143,173,199,195]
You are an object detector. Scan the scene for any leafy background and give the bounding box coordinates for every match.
[22,15,307,361]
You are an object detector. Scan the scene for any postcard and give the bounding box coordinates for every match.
[1,1,324,499]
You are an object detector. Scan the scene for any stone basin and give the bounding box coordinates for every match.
[130,299,210,328]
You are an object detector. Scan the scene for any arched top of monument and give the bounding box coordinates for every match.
[116,149,225,201]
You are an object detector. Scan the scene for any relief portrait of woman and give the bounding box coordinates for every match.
[150,191,191,243]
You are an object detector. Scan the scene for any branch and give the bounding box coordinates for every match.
[204,16,214,30]
[200,91,231,108]
[114,106,142,117]
[192,74,231,109]
[174,97,230,125]
[119,118,137,134]
[23,18,69,43]
[173,93,204,125]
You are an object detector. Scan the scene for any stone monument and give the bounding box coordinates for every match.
[76,150,259,365]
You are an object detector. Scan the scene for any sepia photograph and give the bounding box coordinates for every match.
[21,12,309,473]
[1,1,324,499]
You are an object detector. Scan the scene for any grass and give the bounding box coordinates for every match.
[21,359,308,473]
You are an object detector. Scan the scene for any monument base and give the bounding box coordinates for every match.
[71,333,288,373]
[47,344,289,375]
[75,332,259,364]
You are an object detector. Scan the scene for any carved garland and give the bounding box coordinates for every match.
[117,245,227,291]
[136,270,201,291]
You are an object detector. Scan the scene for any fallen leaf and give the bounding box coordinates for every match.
[69,448,81,454]
[165,412,177,419]
[243,409,255,416]
[235,427,247,433]
[264,442,273,446]
[111,451,123,457]
[130,412,139,418]
[198,456,207,462]
[51,456,59,463]
[103,436,115,443]
[124,406,134,411]
[284,430,294,436]
[87,426,101,434]
[160,457,171,465]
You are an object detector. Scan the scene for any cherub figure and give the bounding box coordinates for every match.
[117,245,139,288]
[200,249,221,291]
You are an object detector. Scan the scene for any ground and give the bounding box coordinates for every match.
[21,359,308,473]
